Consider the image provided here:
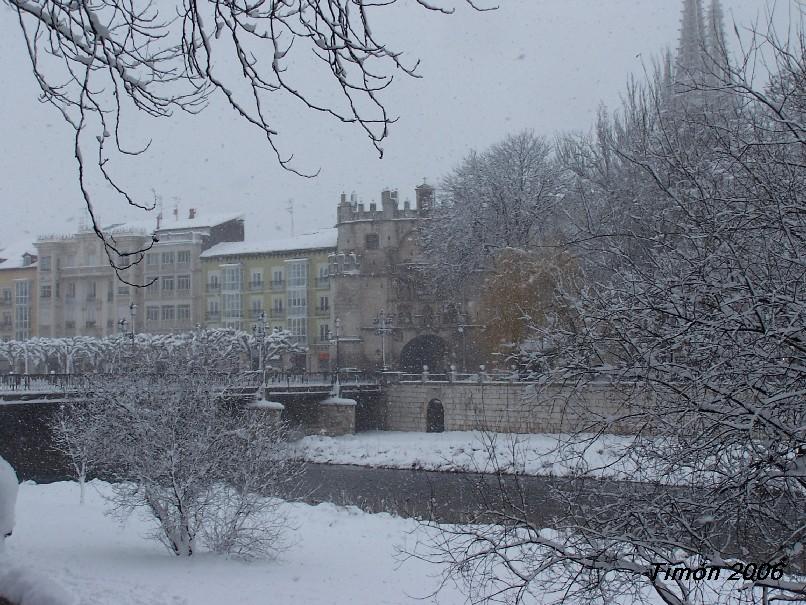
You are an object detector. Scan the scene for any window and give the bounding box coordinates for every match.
[272,270,284,286]
[251,298,264,319]
[1,289,10,304]
[146,306,159,321]
[319,324,330,343]
[177,250,191,264]
[288,317,307,345]
[319,296,329,311]
[222,265,242,291]
[365,233,379,249]
[40,256,51,271]
[161,277,174,291]
[177,275,191,291]
[177,305,191,321]
[65,282,76,299]
[287,290,307,316]
[146,253,159,266]
[287,261,308,287]
[161,251,175,265]
[14,281,30,340]
[222,293,242,319]
[273,298,284,312]
[250,270,263,288]
[117,285,129,295]
[207,274,220,291]
[86,282,96,300]
[161,305,175,321]
[40,285,52,299]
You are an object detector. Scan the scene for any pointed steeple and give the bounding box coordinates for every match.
[706,0,729,76]
[675,0,707,91]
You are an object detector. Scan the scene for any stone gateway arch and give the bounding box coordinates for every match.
[399,334,448,373]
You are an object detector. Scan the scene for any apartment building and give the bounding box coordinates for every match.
[35,210,244,338]
[200,229,336,371]
[0,243,38,341]
[35,225,149,338]
[141,211,244,334]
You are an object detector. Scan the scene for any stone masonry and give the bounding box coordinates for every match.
[385,381,647,435]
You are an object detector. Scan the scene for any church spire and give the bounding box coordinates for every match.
[675,0,706,91]
[706,0,729,75]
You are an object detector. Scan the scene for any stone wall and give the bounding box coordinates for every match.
[385,381,646,435]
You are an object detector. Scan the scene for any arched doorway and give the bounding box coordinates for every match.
[426,399,445,433]
[400,334,448,373]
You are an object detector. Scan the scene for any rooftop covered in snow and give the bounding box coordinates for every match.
[201,228,337,259]
[109,211,245,235]
[0,242,37,270]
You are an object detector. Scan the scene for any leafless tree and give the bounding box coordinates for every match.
[416,20,806,605]
[6,0,490,280]
[53,363,303,559]
[420,131,566,298]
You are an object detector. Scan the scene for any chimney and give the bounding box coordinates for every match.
[188,208,196,220]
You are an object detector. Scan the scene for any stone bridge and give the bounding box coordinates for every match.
[0,371,639,437]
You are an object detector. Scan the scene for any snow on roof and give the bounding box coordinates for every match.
[109,212,244,234]
[201,228,337,259]
[0,241,37,270]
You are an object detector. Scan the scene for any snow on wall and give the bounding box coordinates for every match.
[0,456,18,545]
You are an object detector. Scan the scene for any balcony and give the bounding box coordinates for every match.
[0,321,12,331]
[206,283,221,293]
[0,299,11,307]
[249,280,264,292]
[315,277,330,288]
[250,309,266,320]
[270,280,285,290]
[206,311,221,321]
[268,309,285,319]
[314,306,330,316]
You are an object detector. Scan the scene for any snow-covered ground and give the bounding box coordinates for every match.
[1,481,461,605]
[292,430,636,478]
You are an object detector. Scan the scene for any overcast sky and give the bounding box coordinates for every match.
[0,0,780,249]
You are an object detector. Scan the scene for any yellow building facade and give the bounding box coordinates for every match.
[0,244,38,342]
[200,230,336,372]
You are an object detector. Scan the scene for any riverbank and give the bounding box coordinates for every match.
[2,480,460,605]
[291,430,636,478]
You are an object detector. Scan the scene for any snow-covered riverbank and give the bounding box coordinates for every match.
[291,430,636,478]
[1,480,459,605]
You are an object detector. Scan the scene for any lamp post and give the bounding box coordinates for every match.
[128,302,137,342]
[252,310,267,375]
[328,317,342,377]
[457,313,468,373]
[373,309,395,371]
[252,310,267,399]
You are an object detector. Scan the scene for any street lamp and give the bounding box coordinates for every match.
[128,302,137,342]
[252,311,267,374]
[457,313,468,372]
[373,309,395,371]
[327,317,342,377]
[252,310,267,399]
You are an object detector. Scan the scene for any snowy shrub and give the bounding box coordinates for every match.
[61,369,303,559]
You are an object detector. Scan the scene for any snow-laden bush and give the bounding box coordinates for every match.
[55,369,303,559]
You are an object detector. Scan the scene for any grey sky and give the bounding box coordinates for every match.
[0,0,775,247]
